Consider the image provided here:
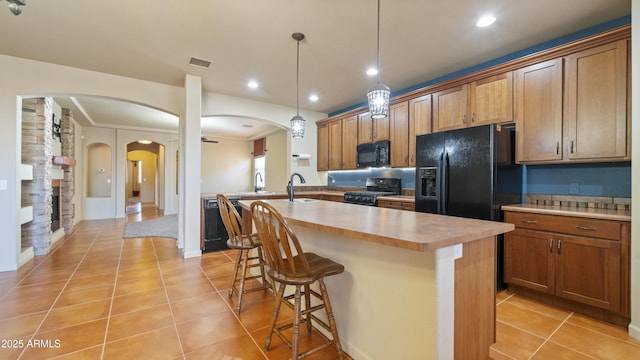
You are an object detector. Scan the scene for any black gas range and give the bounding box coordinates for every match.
[343,178,402,206]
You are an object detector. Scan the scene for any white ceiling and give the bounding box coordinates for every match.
[0,0,631,140]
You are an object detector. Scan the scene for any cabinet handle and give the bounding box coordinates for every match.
[557,239,562,254]
[570,140,574,154]
[555,142,560,155]
[462,114,467,125]
[471,112,475,123]
[576,225,597,231]
[549,239,553,253]
[520,220,538,224]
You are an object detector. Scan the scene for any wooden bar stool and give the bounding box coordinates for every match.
[216,194,271,314]
[250,201,344,360]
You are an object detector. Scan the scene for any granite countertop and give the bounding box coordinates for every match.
[239,199,513,252]
[502,203,631,222]
[201,190,346,199]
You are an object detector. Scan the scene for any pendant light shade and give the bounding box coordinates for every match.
[290,32,306,138]
[367,0,390,119]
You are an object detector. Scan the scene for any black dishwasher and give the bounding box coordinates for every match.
[202,197,242,252]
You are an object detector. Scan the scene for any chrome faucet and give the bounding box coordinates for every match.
[254,172,263,192]
[287,172,306,201]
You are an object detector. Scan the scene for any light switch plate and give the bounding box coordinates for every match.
[569,183,579,194]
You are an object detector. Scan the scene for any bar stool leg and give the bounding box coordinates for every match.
[304,284,312,333]
[319,279,344,359]
[257,247,273,293]
[229,249,243,299]
[265,282,286,351]
[235,249,250,314]
[292,284,302,360]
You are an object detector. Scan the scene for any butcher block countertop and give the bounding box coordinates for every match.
[239,198,513,252]
[502,204,631,222]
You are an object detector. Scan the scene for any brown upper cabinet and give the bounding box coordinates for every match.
[433,72,514,133]
[564,39,629,162]
[317,123,329,171]
[389,102,410,167]
[328,119,343,170]
[515,59,564,163]
[358,111,389,144]
[341,115,359,169]
[409,94,432,166]
[316,115,358,171]
[433,85,468,132]
[516,39,629,164]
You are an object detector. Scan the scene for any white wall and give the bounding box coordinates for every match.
[200,139,253,194]
[202,92,326,185]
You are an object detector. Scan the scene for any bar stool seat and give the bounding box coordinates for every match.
[216,194,271,314]
[251,200,344,360]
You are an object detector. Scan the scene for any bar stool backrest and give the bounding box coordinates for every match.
[251,201,312,277]
[216,194,253,247]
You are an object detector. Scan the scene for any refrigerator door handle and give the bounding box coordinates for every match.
[442,152,449,215]
[438,152,444,214]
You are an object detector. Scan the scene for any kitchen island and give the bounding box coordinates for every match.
[239,199,514,360]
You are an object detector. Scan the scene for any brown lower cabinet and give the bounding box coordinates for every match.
[377,198,415,211]
[503,211,630,322]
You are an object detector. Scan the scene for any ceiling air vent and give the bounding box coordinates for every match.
[188,57,212,69]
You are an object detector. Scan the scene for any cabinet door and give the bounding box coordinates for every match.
[469,72,513,127]
[409,94,431,166]
[555,234,621,312]
[433,84,468,132]
[328,120,343,170]
[317,124,329,171]
[504,228,555,294]
[357,112,373,144]
[390,101,409,167]
[515,58,564,163]
[341,115,358,169]
[564,39,629,161]
[373,114,390,141]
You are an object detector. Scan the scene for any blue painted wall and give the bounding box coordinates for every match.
[525,163,631,197]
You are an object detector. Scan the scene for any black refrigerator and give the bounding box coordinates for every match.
[415,123,522,288]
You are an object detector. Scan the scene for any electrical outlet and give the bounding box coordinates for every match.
[569,183,579,195]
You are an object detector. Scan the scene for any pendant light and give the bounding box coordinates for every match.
[290,32,306,138]
[367,0,390,119]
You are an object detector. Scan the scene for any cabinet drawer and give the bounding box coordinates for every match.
[505,212,621,240]
[378,199,415,211]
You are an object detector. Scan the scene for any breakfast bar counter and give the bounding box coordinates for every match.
[239,199,513,360]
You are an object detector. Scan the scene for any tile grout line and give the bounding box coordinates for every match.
[198,253,270,359]
[16,224,106,360]
[99,233,126,360]
[152,238,187,360]
[527,311,574,360]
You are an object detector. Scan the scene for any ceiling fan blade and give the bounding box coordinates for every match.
[200,137,219,144]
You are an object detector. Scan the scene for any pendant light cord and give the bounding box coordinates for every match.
[296,38,300,116]
[376,0,381,84]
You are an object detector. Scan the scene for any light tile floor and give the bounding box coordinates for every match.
[1,203,638,359]
[491,290,640,359]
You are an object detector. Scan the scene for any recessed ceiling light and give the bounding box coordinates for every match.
[366,67,378,76]
[138,140,152,145]
[242,124,254,128]
[247,80,259,89]
[476,14,496,27]
[309,94,319,102]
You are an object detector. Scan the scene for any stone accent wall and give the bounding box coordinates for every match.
[61,108,75,234]
[525,194,631,212]
[21,98,53,254]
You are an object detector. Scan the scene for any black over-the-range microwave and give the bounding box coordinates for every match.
[356,140,391,168]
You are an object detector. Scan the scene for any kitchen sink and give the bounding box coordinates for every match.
[292,198,317,203]
[239,191,278,195]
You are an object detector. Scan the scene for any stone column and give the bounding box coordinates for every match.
[21,98,53,255]
[61,108,75,234]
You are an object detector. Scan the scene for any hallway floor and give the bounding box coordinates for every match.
[0,204,638,359]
